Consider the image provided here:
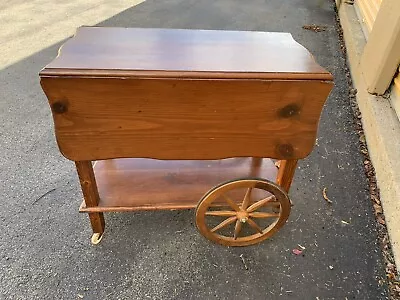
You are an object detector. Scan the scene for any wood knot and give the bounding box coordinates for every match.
[52,101,68,114]
[278,104,300,118]
[277,144,294,158]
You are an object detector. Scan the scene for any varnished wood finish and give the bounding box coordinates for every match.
[75,161,105,234]
[250,158,263,177]
[196,179,291,246]
[40,27,332,80]
[39,27,334,245]
[79,158,277,213]
[41,28,333,162]
[40,78,332,161]
[276,159,298,192]
[41,69,333,80]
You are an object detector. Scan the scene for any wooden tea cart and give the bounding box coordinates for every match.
[40,27,333,246]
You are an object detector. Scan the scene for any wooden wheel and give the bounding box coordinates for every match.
[196,178,291,246]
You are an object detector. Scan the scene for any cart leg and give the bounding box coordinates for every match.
[276,159,298,193]
[250,157,263,177]
[75,161,105,244]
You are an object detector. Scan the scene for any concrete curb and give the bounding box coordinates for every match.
[338,3,400,268]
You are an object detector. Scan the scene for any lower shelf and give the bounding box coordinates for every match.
[79,157,278,213]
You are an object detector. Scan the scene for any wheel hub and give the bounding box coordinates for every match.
[237,211,249,223]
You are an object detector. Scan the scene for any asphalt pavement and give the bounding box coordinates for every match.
[0,0,389,299]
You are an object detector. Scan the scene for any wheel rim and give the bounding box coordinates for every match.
[196,178,291,246]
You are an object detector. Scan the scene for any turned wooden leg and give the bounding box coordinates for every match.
[276,159,298,193]
[75,161,105,243]
[250,157,263,177]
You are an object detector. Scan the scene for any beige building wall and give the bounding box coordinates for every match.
[355,0,400,121]
[355,0,382,34]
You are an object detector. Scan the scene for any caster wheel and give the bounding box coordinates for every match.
[196,178,291,246]
[91,233,103,245]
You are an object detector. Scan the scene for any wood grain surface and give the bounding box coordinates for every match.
[41,77,333,161]
[276,159,298,192]
[79,157,277,212]
[40,27,332,80]
[75,161,105,233]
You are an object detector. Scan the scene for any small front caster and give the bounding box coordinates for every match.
[91,232,104,245]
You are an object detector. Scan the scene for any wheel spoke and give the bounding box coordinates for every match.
[210,216,237,233]
[249,212,280,218]
[241,188,253,210]
[246,196,276,212]
[247,218,263,234]
[222,194,241,212]
[205,210,237,217]
[233,220,242,240]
